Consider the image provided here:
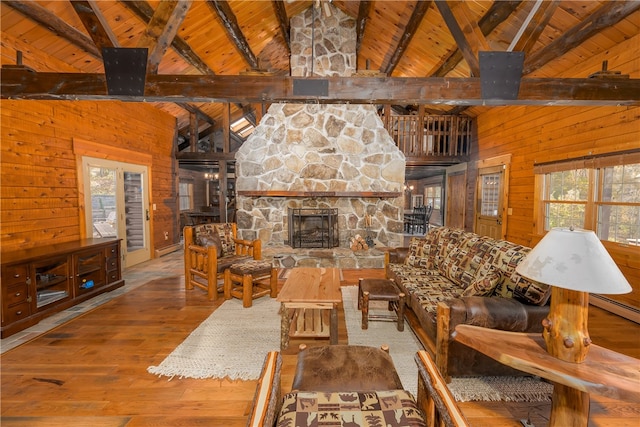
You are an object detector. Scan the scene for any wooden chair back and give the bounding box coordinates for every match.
[415,350,469,427]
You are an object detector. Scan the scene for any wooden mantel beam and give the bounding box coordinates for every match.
[1,69,638,106]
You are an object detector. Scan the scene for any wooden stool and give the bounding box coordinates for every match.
[223,260,277,308]
[358,278,405,331]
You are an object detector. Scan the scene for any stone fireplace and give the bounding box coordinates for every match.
[235,4,405,257]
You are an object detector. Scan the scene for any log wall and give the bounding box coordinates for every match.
[470,34,640,311]
[1,100,177,254]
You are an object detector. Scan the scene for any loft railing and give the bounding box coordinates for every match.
[386,115,473,158]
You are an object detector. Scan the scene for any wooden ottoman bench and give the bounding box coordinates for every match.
[223,260,277,307]
[358,277,406,331]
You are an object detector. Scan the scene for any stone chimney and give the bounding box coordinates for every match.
[235,4,405,250]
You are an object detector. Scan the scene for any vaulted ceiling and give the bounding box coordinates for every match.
[2,1,639,152]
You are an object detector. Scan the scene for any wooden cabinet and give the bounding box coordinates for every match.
[1,239,124,338]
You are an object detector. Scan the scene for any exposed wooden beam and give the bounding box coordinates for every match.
[70,0,119,50]
[383,0,432,76]
[355,1,373,56]
[2,69,638,106]
[188,111,198,151]
[436,1,490,77]
[271,0,290,53]
[523,0,640,75]
[137,0,192,74]
[177,103,215,125]
[4,0,101,57]
[433,1,521,77]
[208,0,259,70]
[121,0,215,75]
[177,152,236,161]
[509,0,560,54]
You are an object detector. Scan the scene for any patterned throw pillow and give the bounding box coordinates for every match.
[461,268,503,297]
[196,233,223,256]
[214,223,236,256]
[405,237,430,267]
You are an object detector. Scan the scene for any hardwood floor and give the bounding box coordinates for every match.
[1,251,639,426]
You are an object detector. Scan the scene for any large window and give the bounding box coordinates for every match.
[179,181,194,211]
[536,152,640,246]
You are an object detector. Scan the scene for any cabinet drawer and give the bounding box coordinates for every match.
[105,245,119,257]
[2,265,29,286]
[106,256,119,272]
[4,302,30,325]
[5,283,29,306]
[106,269,120,284]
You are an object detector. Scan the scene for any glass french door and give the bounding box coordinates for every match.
[475,165,505,240]
[83,157,151,268]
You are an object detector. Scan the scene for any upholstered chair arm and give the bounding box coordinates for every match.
[246,351,282,427]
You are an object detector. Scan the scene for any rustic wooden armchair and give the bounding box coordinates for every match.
[183,223,261,300]
[247,347,469,427]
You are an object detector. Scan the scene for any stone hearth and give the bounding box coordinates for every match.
[235,4,405,251]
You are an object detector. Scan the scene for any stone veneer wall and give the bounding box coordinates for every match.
[235,4,405,250]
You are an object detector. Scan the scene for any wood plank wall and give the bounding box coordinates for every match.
[1,100,177,254]
[469,34,640,310]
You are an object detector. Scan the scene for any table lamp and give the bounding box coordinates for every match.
[516,227,631,363]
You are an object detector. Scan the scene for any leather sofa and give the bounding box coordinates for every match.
[385,227,551,379]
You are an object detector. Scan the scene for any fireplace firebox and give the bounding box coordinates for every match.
[288,208,339,249]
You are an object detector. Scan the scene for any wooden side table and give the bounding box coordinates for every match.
[276,268,342,350]
[454,324,640,427]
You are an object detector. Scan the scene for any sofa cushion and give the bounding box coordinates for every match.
[278,390,426,427]
[394,270,463,316]
[461,268,502,297]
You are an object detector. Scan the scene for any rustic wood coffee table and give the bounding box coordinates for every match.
[276,268,342,350]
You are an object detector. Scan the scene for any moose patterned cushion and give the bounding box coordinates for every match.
[277,390,426,427]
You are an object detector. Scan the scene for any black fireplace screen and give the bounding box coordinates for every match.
[288,208,339,248]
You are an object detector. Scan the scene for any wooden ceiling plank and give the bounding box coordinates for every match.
[70,0,119,50]
[4,0,101,57]
[208,0,259,70]
[121,0,215,75]
[137,0,192,75]
[383,0,432,76]
[271,0,291,53]
[523,0,640,75]
[434,1,522,77]
[435,0,490,77]
[509,0,560,54]
[2,69,637,105]
[355,0,373,57]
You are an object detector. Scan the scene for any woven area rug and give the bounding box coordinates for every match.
[342,286,553,402]
[147,296,281,381]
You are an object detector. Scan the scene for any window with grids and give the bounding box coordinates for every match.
[536,152,640,246]
[179,181,193,211]
[424,185,441,210]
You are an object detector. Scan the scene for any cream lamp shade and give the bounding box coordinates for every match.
[515,228,631,294]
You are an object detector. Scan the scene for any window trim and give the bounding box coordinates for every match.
[533,150,640,249]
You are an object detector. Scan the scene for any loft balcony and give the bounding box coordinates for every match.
[386,115,473,164]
